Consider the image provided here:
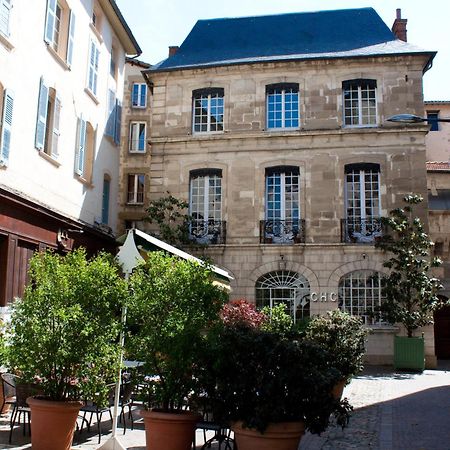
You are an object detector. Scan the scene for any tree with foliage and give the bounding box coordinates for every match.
[375,194,448,337]
[126,252,228,412]
[8,249,127,403]
[144,193,191,246]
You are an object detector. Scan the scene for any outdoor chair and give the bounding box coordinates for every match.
[192,396,234,450]
[8,379,43,444]
[0,372,16,416]
[79,383,115,444]
[117,380,135,434]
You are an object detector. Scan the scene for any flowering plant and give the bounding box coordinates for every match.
[8,249,127,404]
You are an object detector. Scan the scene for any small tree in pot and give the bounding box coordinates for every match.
[126,252,228,450]
[8,249,127,450]
[375,194,448,370]
[198,300,352,450]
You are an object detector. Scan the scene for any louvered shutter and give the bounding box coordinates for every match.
[0,89,14,165]
[66,11,76,66]
[114,100,122,145]
[44,0,57,44]
[51,95,61,158]
[0,0,12,37]
[35,78,49,150]
[75,116,86,175]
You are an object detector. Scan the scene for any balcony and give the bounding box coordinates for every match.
[341,218,382,244]
[189,219,226,245]
[260,219,305,244]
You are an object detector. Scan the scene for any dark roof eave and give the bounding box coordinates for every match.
[106,0,141,56]
[146,50,437,74]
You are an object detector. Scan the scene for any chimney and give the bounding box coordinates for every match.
[392,8,407,42]
[168,46,179,57]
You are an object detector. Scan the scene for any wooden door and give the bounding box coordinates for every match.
[434,305,450,359]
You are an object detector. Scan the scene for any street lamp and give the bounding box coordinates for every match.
[387,114,450,123]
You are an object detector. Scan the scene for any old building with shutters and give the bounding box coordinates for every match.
[0,0,140,310]
[118,8,439,366]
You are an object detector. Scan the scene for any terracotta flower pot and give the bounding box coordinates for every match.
[27,396,83,450]
[141,409,200,450]
[231,420,305,450]
[332,378,347,400]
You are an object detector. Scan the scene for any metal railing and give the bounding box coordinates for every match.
[341,218,382,243]
[260,219,305,244]
[189,220,226,245]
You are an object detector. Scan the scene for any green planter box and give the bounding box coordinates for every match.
[394,336,425,371]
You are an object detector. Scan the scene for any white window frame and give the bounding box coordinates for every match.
[344,165,381,242]
[127,174,145,204]
[338,270,384,325]
[266,86,300,130]
[192,90,224,134]
[343,80,378,127]
[132,83,147,108]
[87,39,100,96]
[255,271,310,323]
[128,121,146,153]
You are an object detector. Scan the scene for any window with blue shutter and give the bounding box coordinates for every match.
[35,78,49,150]
[0,0,12,37]
[44,0,57,44]
[132,83,147,108]
[102,176,110,224]
[114,100,122,145]
[0,89,13,165]
[66,11,75,66]
[75,116,86,175]
[88,40,100,95]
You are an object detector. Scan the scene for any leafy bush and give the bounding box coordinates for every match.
[8,249,127,403]
[126,252,228,412]
[375,194,448,336]
[306,310,367,379]
[221,299,267,329]
[261,303,293,335]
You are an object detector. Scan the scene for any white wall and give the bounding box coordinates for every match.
[0,0,128,232]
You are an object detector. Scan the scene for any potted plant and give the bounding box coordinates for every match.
[305,310,367,398]
[198,300,351,450]
[126,252,228,450]
[375,194,449,371]
[8,249,127,450]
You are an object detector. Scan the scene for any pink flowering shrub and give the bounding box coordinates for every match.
[220,299,267,329]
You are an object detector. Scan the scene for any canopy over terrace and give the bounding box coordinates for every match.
[116,228,233,286]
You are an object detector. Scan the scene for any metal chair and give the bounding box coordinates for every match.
[0,373,16,415]
[118,380,135,434]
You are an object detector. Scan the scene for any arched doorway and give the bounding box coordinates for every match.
[255,270,310,323]
[434,297,450,360]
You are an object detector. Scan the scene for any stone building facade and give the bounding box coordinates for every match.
[119,8,438,365]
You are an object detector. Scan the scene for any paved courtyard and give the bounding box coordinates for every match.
[0,363,449,450]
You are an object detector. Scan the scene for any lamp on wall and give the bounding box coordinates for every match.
[387,114,450,124]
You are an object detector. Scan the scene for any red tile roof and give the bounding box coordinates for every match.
[427,161,450,171]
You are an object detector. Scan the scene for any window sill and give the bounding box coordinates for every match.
[266,127,300,132]
[343,124,378,129]
[128,150,147,155]
[84,88,100,105]
[366,325,399,333]
[89,23,103,44]
[39,151,61,167]
[0,32,14,51]
[126,202,144,206]
[75,174,93,188]
[46,43,70,70]
[192,131,224,136]
[131,105,147,110]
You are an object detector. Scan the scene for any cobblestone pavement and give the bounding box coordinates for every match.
[0,364,449,450]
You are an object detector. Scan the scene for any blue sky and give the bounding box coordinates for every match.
[116,0,450,101]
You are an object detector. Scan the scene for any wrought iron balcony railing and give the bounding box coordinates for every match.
[260,219,305,244]
[341,218,382,244]
[189,220,226,245]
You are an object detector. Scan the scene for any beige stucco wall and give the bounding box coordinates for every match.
[0,0,128,232]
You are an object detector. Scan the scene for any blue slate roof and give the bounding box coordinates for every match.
[153,8,409,71]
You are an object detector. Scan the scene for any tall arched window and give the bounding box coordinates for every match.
[338,270,384,324]
[256,270,310,322]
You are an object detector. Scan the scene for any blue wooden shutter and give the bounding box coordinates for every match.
[51,95,61,158]
[0,89,14,165]
[66,10,76,66]
[0,0,12,37]
[102,177,110,224]
[132,84,139,107]
[114,100,122,145]
[44,0,57,44]
[75,116,86,175]
[35,77,49,150]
